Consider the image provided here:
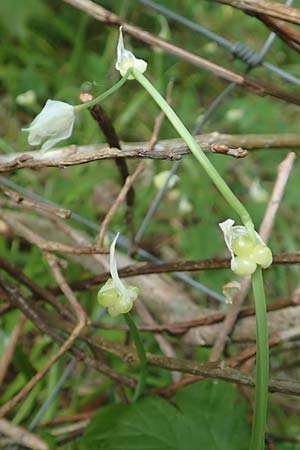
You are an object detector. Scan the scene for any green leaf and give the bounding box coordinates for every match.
[78,381,250,450]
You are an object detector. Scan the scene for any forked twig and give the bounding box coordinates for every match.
[0,255,87,417]
[97,161,144,246]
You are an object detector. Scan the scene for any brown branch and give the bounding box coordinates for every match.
[1,212,108,255]
[80,94,136,254]
[134,301,181,383]
[6,281,300,396]
[97,161,144,246]
[255,14,300,52]
[0,186,71,218]
[0,419,48,450]
[0,255,72,319]
[0,314,26,385]
[0,261,87,417]
[90,295,299,335]
[213,0,300,25]
[65,252,300,292]
[1,279,135,389]
[63,0,300,106]
[2,132,300,172]
[210,152,296,361]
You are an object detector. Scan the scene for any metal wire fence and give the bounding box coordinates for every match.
[1,0,299,435]
[3,1,299,304]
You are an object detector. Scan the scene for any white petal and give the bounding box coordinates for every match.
[219,219,235,259]
[134,58,147,74]
[27,132,43,146]
[115,27,147,78]
[109,233,126,293]
[40,117,75,152]
[22,99,75,152]
[29,100,73,129]
[116,26,126,70]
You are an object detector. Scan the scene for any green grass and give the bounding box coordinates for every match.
[1,0,300,446]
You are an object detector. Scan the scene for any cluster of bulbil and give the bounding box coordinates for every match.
[219,219,272,276]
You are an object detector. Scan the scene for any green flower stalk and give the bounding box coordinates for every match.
[115,27,270,450]
[23,74,129,152]
[23,25,271,443]
[97,233,147,401]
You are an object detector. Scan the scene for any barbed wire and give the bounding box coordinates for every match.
[1,0,298,305]
[137,0,300,84]
[133,0,296,283]
[3,1,299,434]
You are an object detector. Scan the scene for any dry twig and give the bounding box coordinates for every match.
[2,132,300,172]
[213,0,300,25]
[0,418,48,450]
[97,161,144,246]
[63,0,300,105]
[80,93,136,254]
[0,254,87,417]
[0,314,26,386]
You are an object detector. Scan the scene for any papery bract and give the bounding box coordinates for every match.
[116,27,147,79]
[97,233,139,317]
[22,99,75,152]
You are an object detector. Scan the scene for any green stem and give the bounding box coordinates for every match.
[74,72,130,112]
[124,313,147,402]
[133,69,255,240]
[132,69,269,447]
[250,268,269,450]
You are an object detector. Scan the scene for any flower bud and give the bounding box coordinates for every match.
[97,233,139,317]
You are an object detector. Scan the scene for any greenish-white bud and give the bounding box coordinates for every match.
[97,234,139,317]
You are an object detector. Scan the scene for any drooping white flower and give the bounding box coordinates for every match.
[115,27,147,79]
[22,99,75,152]
[219,219,272,276]
[97,233,139,317]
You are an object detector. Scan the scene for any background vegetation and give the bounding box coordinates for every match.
[0,1,300,449]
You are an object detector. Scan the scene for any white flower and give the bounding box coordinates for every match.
[16,90,37,107]
[225,108,244,122]
[219,219,272,276]
[178,196,193,214]
[97,233,139,317]
[22,100,75,152]
[153,170,179,190]
[116,27,147,79]
[249,179,268,203]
